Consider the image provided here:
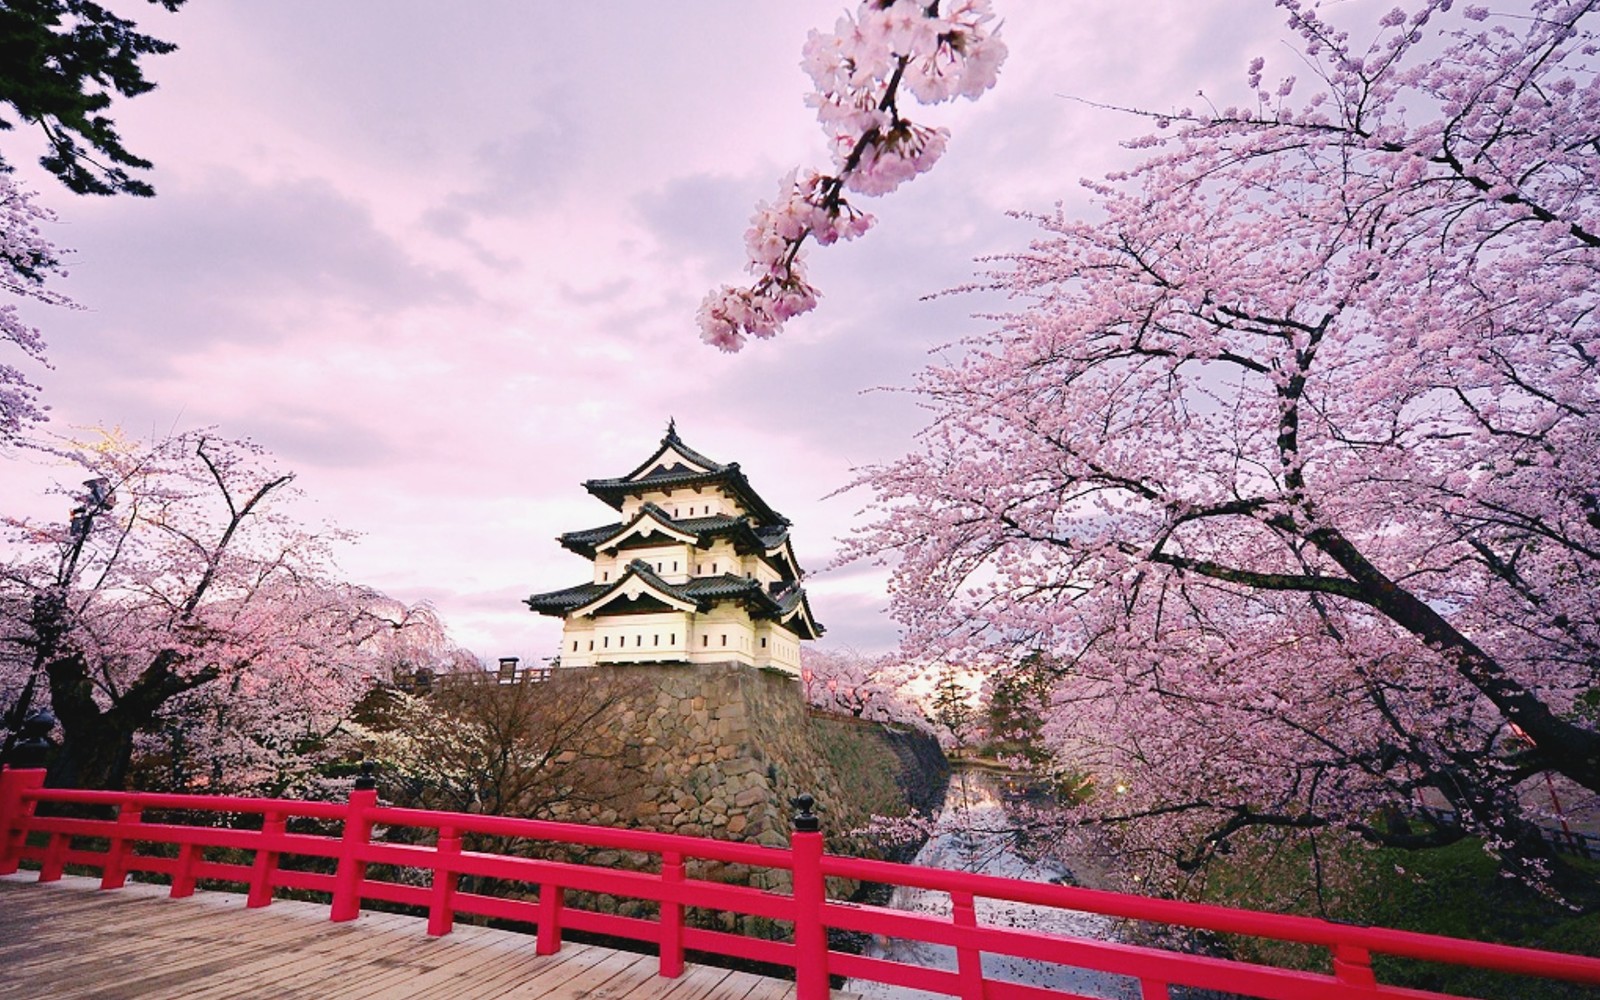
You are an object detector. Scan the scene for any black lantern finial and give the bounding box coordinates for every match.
[792,793,819,832]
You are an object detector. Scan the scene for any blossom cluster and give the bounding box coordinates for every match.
[0,175,72,442]
[844,0,1600,888]
[699,0,1006,351]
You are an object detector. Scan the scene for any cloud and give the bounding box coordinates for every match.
[805,587,903,654]
[4,0,1329,665]
[34,171,471,373]
[446,110,587,218]
[241,408,406,471]
[634,172,770,275]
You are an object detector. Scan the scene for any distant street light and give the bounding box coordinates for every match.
[10,709,58,769]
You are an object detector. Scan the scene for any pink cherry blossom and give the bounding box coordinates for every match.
[1,430,459,791]
[0,176,73,443]
[846,0,1600,888]
[699,0,1006,351]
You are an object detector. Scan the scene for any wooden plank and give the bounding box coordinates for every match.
[609,960,741,1000]
[41,908,364,999]
[172,908,469,1000]
[491,944,657,999]
[357,946,552,1000]
[110,908,395,993]
[0,883,306,995]
[738,978,801,1000]
[421,939,608,1000]
[698,969,767,1000]
[281,921,576,998]
[0,876,843,1000]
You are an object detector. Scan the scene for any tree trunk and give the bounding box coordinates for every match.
[46,652,140,790]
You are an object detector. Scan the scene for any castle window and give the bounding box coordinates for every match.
[637,635,643,647]
[602,571,609,581]
[761,637,767,649]
[573,641,579,652]
[670,633,676,644]
[588,640,594,651]
[701,635,708,647]
[653,634,659,645]
[721,634,727,647]
[603,636,610,648]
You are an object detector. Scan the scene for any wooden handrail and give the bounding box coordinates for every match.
[2,765,1597,1000]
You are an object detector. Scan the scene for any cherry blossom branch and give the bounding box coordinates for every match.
[698,0,1006,351]
[1,175,75,442]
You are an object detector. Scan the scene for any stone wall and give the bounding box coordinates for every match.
[542,661,946,904]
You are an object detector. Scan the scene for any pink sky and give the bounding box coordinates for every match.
[4,2,1305,660]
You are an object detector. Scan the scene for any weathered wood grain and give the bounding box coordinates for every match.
[0,874,844,1000]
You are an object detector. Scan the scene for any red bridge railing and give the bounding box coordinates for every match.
[2,765,1598,1000]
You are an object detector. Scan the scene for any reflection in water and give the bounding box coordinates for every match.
[845,769,1135,1000]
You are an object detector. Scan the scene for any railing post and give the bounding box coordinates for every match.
[791,793,828,1000]
[40,829,67,881]
[0,766,46,875]
[952,891,985,1000]
[427,825,460,937]
[1332,943,1378,989]
[330,765,379,923]
[248,809,285,908]
[536,880,565,955]
[660,850,685,978]
[101,799,142,889]
[171,842,198,898]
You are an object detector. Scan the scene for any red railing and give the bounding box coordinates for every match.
[2,765,1598,1000]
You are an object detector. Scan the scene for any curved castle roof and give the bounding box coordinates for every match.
[581,424,789,527]
[526,559,822,640]
[525,423,825,663]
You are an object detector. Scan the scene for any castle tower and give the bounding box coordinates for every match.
[526,423,823,673]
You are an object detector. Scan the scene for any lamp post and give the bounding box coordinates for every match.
[1,478,115,765]
[9,709,57,769]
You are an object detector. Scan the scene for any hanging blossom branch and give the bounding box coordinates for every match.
[1,174,74,443]
[698,0,1007,352]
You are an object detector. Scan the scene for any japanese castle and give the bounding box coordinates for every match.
[526,423,823,674]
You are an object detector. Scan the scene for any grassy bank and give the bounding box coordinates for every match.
[1196,835,1600,1000]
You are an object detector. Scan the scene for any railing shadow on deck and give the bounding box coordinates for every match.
[3,765,1599,1000]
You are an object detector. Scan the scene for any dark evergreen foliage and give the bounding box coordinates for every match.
[0,0,183,196]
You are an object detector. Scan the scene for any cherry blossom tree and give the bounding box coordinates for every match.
[847,0,1600,885]
[698,0,1006,351]
[0,0,184,443]
[0,429,450,791]
[0,176,67,444]
[801,645,936,733]
[132,597,465,797]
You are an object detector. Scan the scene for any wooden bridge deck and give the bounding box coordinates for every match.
[0,874,822,1000]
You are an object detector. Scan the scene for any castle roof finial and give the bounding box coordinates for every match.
[665,417,678,440]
